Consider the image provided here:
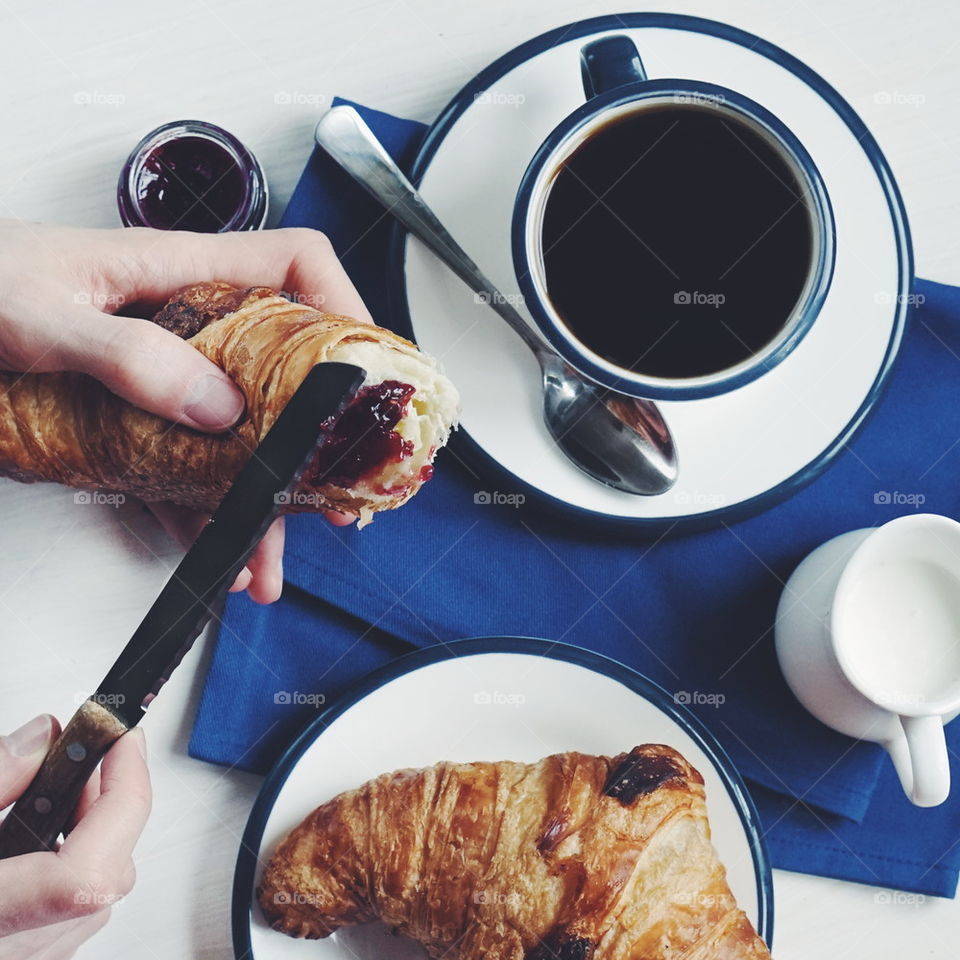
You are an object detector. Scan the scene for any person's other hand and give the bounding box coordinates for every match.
[0,714,151,959]
[0,222,374,603]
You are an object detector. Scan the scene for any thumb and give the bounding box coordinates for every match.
[62,309,245,432]
[0,714,60,810]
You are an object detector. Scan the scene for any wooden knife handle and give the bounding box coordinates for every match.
[0,699,129,859]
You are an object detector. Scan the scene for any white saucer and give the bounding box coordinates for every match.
[390,14,911,530]
[234,639,772,958]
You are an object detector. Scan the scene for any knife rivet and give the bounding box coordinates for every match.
[34,797,52,815]
[66,743,87,762]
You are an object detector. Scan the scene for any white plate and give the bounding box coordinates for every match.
[390,14,911,529]
[234,638,772,958]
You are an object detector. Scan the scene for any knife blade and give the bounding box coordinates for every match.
[0,361,365,858]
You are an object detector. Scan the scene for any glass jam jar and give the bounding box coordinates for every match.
[117,120,268,232]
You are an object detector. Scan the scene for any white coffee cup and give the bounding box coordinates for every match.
[776,514,960,807]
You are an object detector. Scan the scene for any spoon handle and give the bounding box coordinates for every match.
[314,105,545,357]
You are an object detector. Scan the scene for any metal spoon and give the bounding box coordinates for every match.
[314,105,678,495]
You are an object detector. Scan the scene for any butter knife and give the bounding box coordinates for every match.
[0,362,364,858]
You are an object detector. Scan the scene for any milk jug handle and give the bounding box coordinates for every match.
[900,714,950,807]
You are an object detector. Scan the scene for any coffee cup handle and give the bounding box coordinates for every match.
[899,714,950,807]
[580,35,648,99]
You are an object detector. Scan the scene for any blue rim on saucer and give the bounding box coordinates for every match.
[386,12,912,534]
[512,76,836,401]
[231,637,774,958]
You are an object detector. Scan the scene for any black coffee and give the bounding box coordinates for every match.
[540,105,814,380]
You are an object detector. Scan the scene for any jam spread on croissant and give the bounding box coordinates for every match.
[310,380,416,488]
[603,747,683,805]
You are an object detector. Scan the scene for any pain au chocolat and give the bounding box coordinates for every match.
[258,745,772,959]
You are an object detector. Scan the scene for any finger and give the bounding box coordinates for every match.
[0,851,134,936]
[58,729,151,883]
[0,848,124,936]
[118,859,136,894]
[0,908,111,956]
[66,767,101,834]
[325,510,356,527]
[0,732,147,936]
[40,909,113,957]
[228,566,253,594]
[34,307,244,431]
[245,517,285,605]
[0,714,60,809]
[98,227,374,323]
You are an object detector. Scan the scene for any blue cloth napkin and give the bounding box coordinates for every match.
[190,99,960,898]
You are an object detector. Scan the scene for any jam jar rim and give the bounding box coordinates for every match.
[117,119,268,232]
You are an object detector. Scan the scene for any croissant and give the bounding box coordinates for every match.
[0,282,458,525]
[258,745,772,959]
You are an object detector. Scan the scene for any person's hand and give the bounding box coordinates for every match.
[0,714,151,959]
[0,221,374,603]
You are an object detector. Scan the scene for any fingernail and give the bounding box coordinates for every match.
[3,714,53,757]
[183,375,245,429]
[229,566,252,592]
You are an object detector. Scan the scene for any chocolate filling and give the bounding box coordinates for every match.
[527,932,594,960]
[537,813,570,854]
[603,748,683,805]
[150,285,271,339]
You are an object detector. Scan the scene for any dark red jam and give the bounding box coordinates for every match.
[310,380,417,488]
[134,137,246,232]
[118,121,267,232]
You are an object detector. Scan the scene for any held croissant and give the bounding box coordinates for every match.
[258,745,772,959]
[0,282,459,525]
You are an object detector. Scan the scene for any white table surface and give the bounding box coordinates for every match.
[1,0,958,956]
